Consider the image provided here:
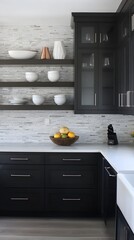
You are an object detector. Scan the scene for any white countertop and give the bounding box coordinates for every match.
[0,143,133,173]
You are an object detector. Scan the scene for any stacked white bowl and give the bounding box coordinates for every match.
[54,94,66,105]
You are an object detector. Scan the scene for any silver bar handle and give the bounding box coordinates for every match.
[118,93,121,107]
[95,33,97,43]
[10,174,31,177]
[62,174,82,177]
[121,93,124,107]
[105,167,116,177]
[62,158,81,161]
[100,33,102,43]
[10,197,29,201]
[94,93,97,106]
[62,198,81,201]
[10,157,29,161]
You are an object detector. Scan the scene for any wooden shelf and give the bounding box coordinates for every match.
[0,82,74,87]
[0,105,74,110]
[0,59,74,65]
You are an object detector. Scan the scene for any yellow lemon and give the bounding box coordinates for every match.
[131,131,134,137]
[59,127,69,134]
[68,131,75,138]
[54,132,61,138]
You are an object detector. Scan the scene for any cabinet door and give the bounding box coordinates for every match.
[118,41,129,108]
[116,208,134,240]
[99,50,116,110]
[77,23,98,47]
[129,31,134,107]
[99,22,116,47]
[75,49,98,113]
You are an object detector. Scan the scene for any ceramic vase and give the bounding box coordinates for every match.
[53,41,66,59]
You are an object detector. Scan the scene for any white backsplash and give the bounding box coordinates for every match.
[0,24,134,144]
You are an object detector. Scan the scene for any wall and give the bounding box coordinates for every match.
[0,24,134,144]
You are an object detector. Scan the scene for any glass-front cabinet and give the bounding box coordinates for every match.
[73,13,117,113]
[77,50,98,109]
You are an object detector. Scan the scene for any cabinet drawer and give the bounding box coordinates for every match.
[0,165,44,188]
[46,189,98,214]
[46,153,99,165]
[45,165,98,188]
[0,153,45,165]
[0,188,44,212]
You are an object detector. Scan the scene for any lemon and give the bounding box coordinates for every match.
[59,127,69,134]
[54,132,61,138]
[131,131,134,137]
[68,132,75,138]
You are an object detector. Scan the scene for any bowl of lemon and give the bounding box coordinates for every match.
[50,127,79,146]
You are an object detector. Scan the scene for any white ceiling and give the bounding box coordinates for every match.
[0,0,122,25]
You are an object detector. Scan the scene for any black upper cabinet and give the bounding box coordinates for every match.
[73,13,117,114]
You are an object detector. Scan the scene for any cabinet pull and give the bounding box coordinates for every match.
[62,198,81,201]
[10,174,31,177]
[118,93,121,107]
[94,93,97,106]
[95,33,97,43]
[62,174,82,177]
[121,93,124,107]
[62,158,81,161]
[10,197,29,201]
[10,157,29,161]
[100,33,102,43]
[105,167,116,177]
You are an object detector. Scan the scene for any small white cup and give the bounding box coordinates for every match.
[47,71,60,82]
[32,95,44,105]
[54,94,66,105]
[25,72,38,82]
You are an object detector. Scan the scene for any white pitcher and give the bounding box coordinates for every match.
[53,41,66,59]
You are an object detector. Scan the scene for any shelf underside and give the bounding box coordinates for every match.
[0,105,74,110]
[0,82,74,87]
[0,59,74,65]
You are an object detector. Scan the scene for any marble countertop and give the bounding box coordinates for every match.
[0,143,133,173]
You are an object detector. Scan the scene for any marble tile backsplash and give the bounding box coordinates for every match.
[0,24,134,144]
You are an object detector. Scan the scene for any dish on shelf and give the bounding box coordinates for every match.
[25,72,38,82]
[8,50,38,59]
[54,94,66,105]
[32,95,45,105]
[9,97,28,105]
[47,71,60,82]
[50,136,79,146]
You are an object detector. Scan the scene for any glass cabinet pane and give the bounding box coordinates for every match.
[100,51,115,108]
[80,53,96,106]
[81,27,96,44]
[99,23,116,46]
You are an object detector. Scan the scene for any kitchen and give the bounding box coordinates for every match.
[0,0,134,239]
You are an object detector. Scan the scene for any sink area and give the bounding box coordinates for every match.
[117,172,134,233]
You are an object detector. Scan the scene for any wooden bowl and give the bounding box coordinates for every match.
[50,136,79,146]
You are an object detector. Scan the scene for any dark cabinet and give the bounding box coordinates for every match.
[116,207,134,240]
[101,158,117,238]
[73,13,117,114]
[45,152,101,216]
[0,152,45,213]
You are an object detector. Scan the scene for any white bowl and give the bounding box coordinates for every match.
[25,72,38,82]
[54,94,66,105]
[32,95,44,105]
[10,97,27,105]
[8,50,37,59]
[47,71,60,82]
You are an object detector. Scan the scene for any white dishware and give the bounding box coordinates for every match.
[54,94,66,105]
[25,72,38,82]
[8,50,37,59]
[10,97,27,105]
[32,95,44,105]
[47,71,60,82]
[53,41,66,59]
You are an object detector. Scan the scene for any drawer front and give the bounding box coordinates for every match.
[46,153,99,165]
[0,153,45,165]
[0,188,44,212]
[45,165,98,188]
[46,189,98,214]
[0,165,44,188]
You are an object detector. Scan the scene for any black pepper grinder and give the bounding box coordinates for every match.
[107,124,118,145]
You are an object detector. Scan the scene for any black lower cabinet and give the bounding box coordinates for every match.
[45,152,102,216]
[116,207,134,240]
